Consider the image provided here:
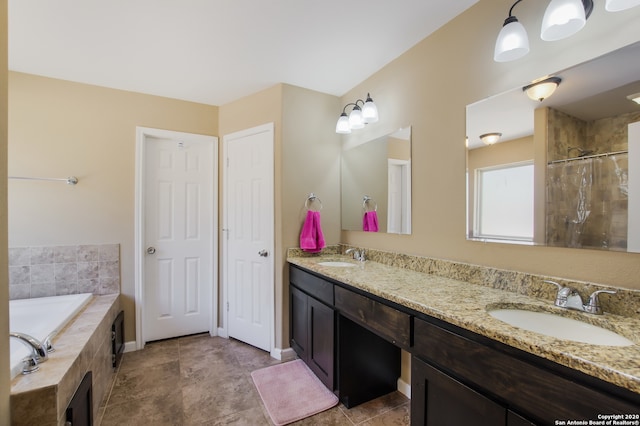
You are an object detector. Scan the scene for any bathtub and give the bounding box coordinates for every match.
[9,293,93,379]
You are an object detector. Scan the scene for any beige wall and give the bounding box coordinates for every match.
[281,84,341,347]
[8,73,218,341]
[219,83,340,349]
[342,0,640,290]
[1,0,9,423]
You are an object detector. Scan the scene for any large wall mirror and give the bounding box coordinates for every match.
[466,41,640,252]
[341,127,412,234]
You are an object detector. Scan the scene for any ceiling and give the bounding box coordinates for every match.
[466,41,640,150]
[8,0,478,106]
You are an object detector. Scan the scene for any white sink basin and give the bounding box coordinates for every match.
[317,261,357,267]
[488,309,634,347]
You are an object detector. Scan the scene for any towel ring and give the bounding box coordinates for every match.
[305,193,323,211]
[362,196,377,212]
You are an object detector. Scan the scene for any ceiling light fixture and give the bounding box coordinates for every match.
[627,92,640,104]
[606,0,640,11]
[480,133,502,145]
[523,77,562,101]
[336,93,379,134]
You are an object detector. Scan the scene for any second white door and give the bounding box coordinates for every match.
[224,123,274,352]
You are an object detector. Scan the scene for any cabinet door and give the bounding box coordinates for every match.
[411,356,505,426]
[307,297,335,390]
[290,286,308,360]
[66,371,93,426]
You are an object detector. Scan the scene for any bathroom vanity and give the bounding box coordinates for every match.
[287,254,640,425]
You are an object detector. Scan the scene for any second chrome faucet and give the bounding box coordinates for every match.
[544,280,616,315]
[345,248,366,262]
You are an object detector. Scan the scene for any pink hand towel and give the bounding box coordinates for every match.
[300,210,326,253]
[363,211,379,232]
[313,211,326,251]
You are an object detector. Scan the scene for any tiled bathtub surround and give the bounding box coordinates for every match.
[9,244,121,300]
[288,245,640,319]
[10,294,121,426]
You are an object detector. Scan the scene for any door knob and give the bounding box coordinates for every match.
[258,249,269,257]
[146,247,156,255]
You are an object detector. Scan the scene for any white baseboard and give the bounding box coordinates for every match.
[270,347,297,361]
[217,327,228,338]
[397,378,411,399]
[124,341,137,353]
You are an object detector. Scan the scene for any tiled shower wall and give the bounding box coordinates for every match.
[8,243,121,300]
[545,107,638,251]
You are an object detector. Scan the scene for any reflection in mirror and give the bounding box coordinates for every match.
[466,41,640,252]
[341,127,412,234]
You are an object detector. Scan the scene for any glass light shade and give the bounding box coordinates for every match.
[606,0,640,10]
[480,133,502,145]
[494,17,530,62]
[627,93,640,104]
[524,78,561,101]
[336,113,351,134]
[541,0,586,41]
[362,94,379,123]
[348,107,365,129]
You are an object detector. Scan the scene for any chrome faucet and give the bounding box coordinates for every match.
[544,280,616,315]
[345,248,366,262]
[10,332,49,374]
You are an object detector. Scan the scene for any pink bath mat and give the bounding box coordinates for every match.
[251,359,338,425]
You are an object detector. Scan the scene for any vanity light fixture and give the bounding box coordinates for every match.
[606,0,640,11]
[494,0,618,62]
[523,77,562,101]
[480,132,502,145]
[494,0,530,62]
[541,0,592,41]
[627,92,640,104]
[336,93,379,134]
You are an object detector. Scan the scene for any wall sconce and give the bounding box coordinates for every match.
[606,0,640,11]
[494,0,639,62]
[540,0,592,41]
[523,77,562,101]
[336,93,379,134]
[627,92,640,104]
[480,132,502,145]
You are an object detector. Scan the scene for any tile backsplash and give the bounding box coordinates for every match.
[9,243,121,300]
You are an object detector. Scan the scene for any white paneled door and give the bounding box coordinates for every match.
[223,123,274,352]
[143,134,215,342]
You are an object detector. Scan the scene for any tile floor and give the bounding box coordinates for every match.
[98,333,410,425]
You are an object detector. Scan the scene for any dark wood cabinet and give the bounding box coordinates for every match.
[289,265,402,404]
[411,356,505,426]
[66,371,93,426]
[411,317,640,425]
[290,285,309,359]
[306,296,335,389]
[289,276,335,390]
[335,285,411,350]
[289,263,640,424]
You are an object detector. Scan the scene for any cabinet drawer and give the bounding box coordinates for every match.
[413,318,639,423]
[289,266,334,306]
[335,286,411,349]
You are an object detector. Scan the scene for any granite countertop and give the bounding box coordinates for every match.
[287,255,640,395]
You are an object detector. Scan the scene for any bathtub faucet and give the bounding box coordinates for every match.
[10,332,49,374]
